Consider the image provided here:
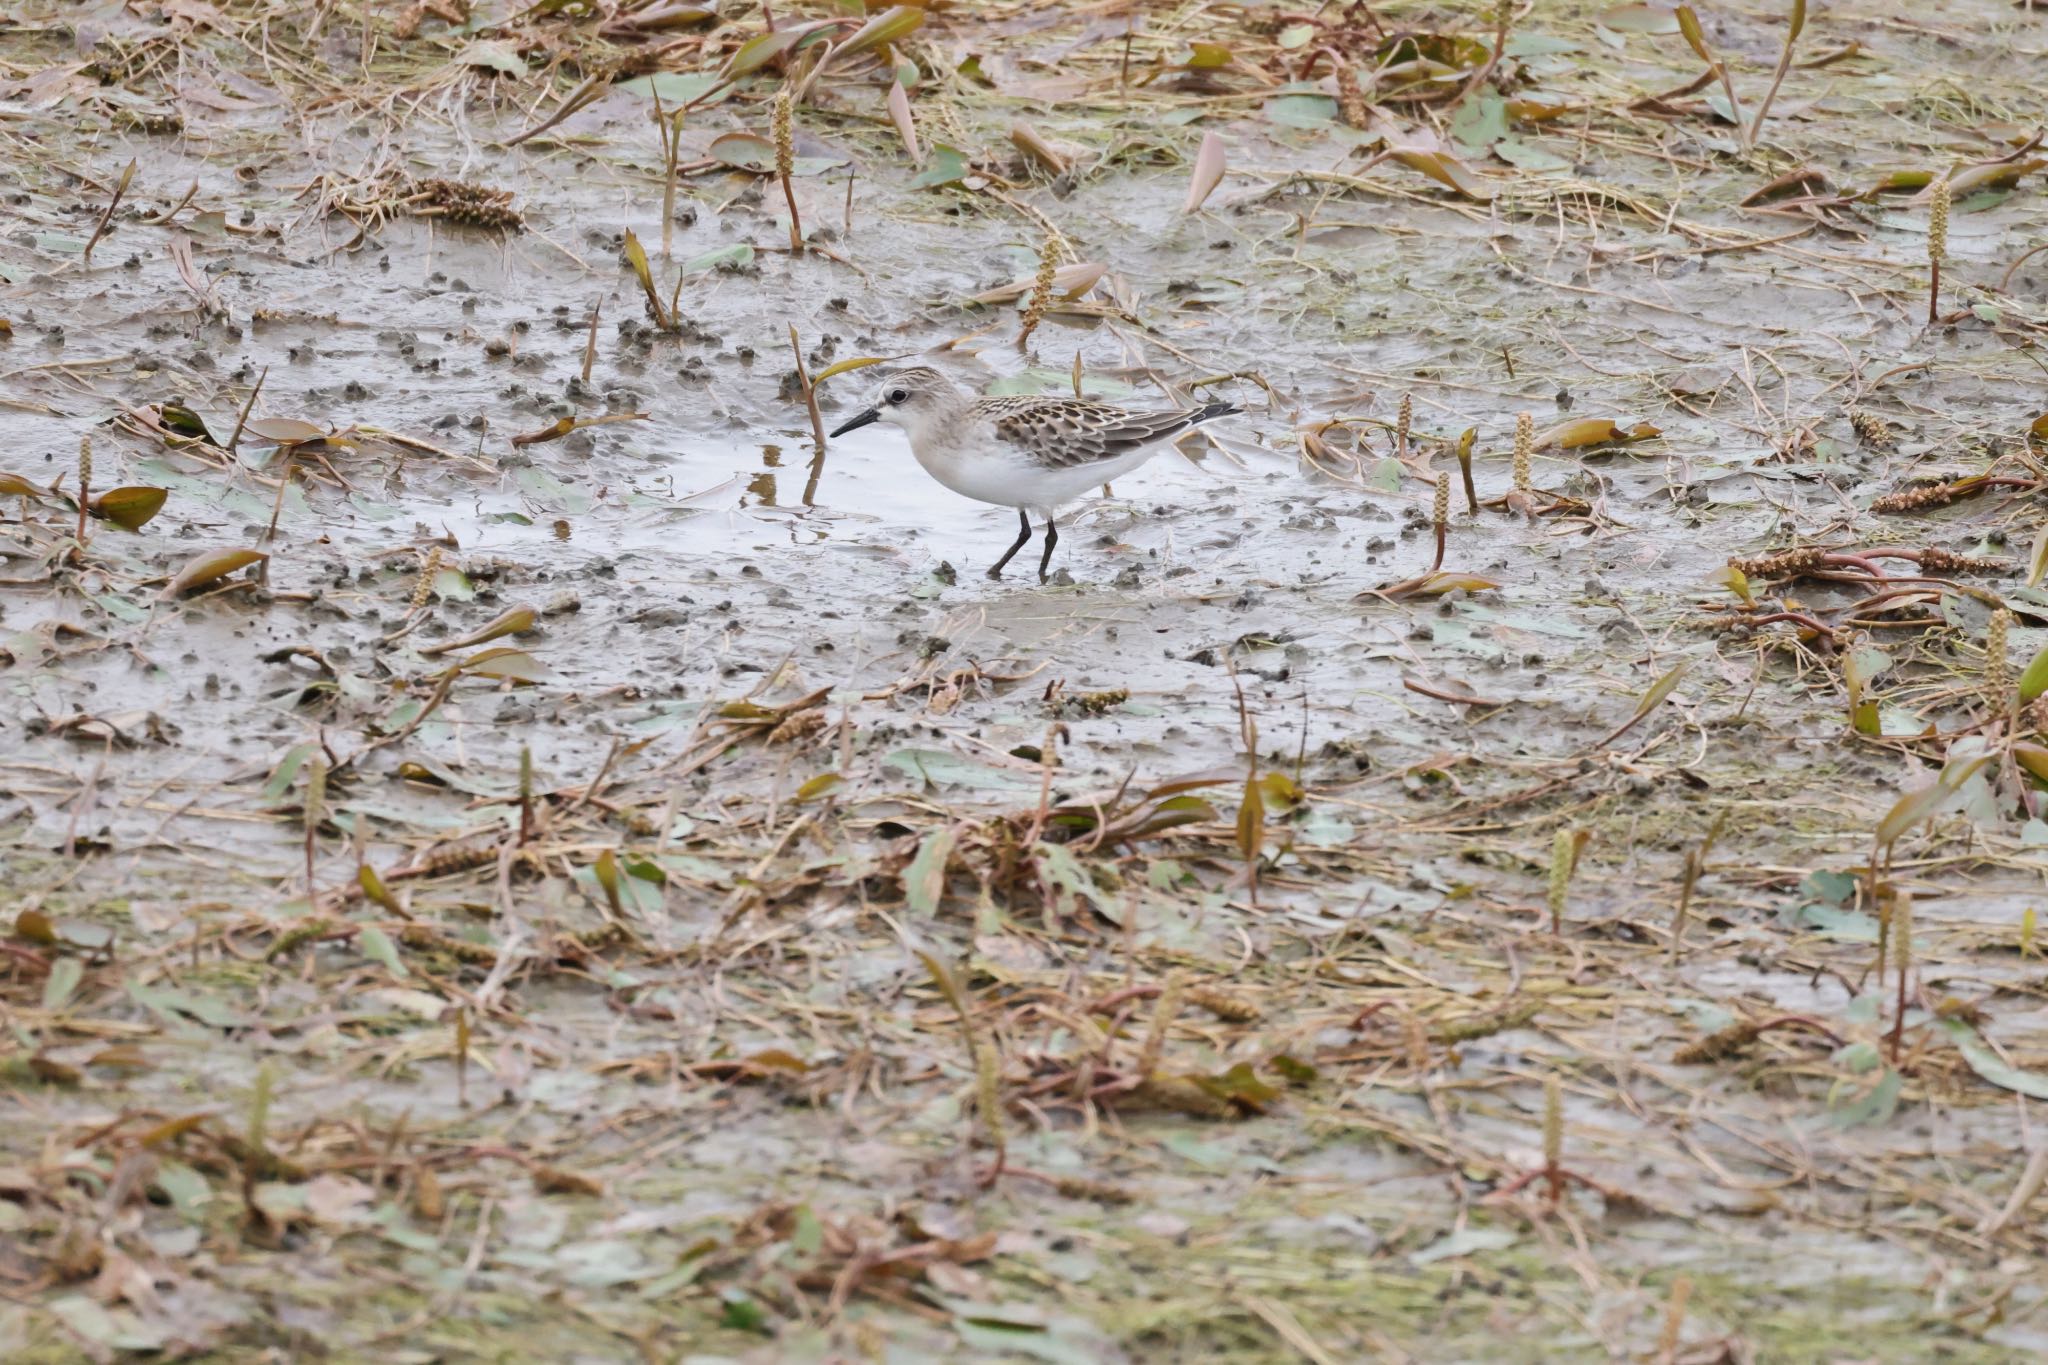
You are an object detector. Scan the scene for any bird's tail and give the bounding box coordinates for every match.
[1192,399,1242,424]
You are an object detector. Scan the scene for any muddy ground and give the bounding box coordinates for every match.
[4,0,2048,1360]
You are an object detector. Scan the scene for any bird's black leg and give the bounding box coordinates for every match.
[988,509,1033,579]
[1036,517,1059,582]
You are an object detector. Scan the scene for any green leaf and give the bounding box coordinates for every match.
[1800,868,1857,906]
[720,1287,770,1333]
[904,827,955,914]
[43,956,83,1012]
[90,485,168,530]
[1506,34,1582,56]
[1826,1066,1900,1128]
[457,40,527,77]
[615,72,729,106]
[1264,94,1337,128]
[910,142,969,190]
[884,748,1033,791]
[681,243,755,272]
[1035,842,1112,914]
[1449,94,1508,151]
[1939,1019,2048,1098]
[2020,646,2048,701]
[454,647,549,682]
[262,742,318,804]
[359,926,408,979]
[47,1296,168,1352]
[1409,1226,1518,1266]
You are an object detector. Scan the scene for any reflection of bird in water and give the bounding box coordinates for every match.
[829,367,1240,582]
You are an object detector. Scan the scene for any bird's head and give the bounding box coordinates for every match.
[828,366,962,440]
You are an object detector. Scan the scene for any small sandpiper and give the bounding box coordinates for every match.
[829,366,1240,582]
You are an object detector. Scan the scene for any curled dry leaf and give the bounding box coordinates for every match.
[1741,165,1830,205]
[1939,158,2048,199]
[1183,131,1226,212]
[2013,742,2048,784]
[1597,4,1682,34]
[1875,754,1991,849]
[0,471,44,498]
[418,605,538,657]
[840,5,923,59]
[243,417,328,446]
[970,262,1106,305]
[157,403,217,442]
[888,82,920,162]
[719,28,802,81]
[795,772,843,802]
[1532,418,1662,450]
[162,546,267,598]
[1387,146,1496,201]
[1010,120,1067,177]
[90,486,168,530]
[453,646,549,683]
[813,355,888,383]
[510,412,649,447]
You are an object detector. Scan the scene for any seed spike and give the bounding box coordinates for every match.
[1541,1073,1563,1203]
[1547,829,1573,935]
[773,89,803,254]
[1017,234,1058,349]
[1927,177,1950,325]
[76,434,93,544]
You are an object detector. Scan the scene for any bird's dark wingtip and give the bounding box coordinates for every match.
[1194,400,1242,423]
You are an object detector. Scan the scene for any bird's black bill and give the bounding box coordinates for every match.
[829,407,880,437]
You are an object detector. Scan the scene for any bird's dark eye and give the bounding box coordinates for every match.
[886,388,909,404]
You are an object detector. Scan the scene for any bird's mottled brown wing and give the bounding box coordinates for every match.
[976,397,1211,469]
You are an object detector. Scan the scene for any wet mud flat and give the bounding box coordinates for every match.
[4,0,2048,1359]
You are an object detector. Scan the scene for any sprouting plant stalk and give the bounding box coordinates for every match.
[653,90,684,260]
[1454,427,1477,515]
[1669,812,1725,966]
[1745,0,1806,151]
[1675,7,1743,136]
[1547,829,1573,934]
[226,364,267,454]
[1513,411,1533,492]
[914,944,1005,1186]
[1430,471,1450,572]
[1396,392,1412,457]
[519,744,535,845]
[1927,176,1950,326]
[1137,973,1183,1081]
[1229,659,1262,906]
[1888,888,1912,1063]
[773,89,803,254]
[1541,1072,1563,1204]
[304,756,326,905]
[788,324,825,453]
[1659,1276,1693,1361]
[263,449,294,544]
[455,1007,471,1108]
[81,158,136,266]
[75,434,91,545]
